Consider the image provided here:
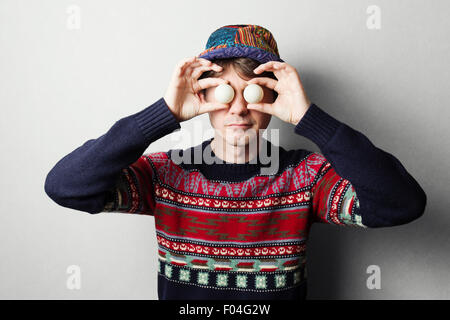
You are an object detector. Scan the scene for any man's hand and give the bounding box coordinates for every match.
[163,56,230,122]
[246,61,312,125]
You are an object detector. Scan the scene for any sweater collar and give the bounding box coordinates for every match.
[189,137,280,182]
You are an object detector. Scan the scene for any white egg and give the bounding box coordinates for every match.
[214,84,235,104]
[244,84,264,104]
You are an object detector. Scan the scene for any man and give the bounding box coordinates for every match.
[44,24,426,300]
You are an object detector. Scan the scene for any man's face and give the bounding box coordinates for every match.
[199,64,274,147]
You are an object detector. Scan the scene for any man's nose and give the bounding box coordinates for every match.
[228,92,248,116]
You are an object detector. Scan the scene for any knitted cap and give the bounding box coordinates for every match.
[197,24,284,64]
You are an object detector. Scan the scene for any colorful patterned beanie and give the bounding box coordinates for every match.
[197,24,284,64]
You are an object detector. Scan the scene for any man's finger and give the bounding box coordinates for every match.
[198,102,229,115]
[196,77,229,92]
[192,64,223,79]
[179,56,213,76]
[247,77,278,91]
[247,103,275,115]
[253,61,283,74]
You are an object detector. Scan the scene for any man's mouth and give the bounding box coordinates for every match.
[228,123,252,127]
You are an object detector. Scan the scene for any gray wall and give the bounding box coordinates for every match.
[0,0,448,299]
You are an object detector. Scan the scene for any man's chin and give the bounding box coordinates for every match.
[224,130,259,147]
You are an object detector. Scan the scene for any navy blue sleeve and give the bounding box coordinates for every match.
[294,103,427,228]
[44,98,181,214]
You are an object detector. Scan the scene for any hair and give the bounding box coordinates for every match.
[198,57,278,102]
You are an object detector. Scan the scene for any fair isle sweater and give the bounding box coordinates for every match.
[44,98,427,300]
